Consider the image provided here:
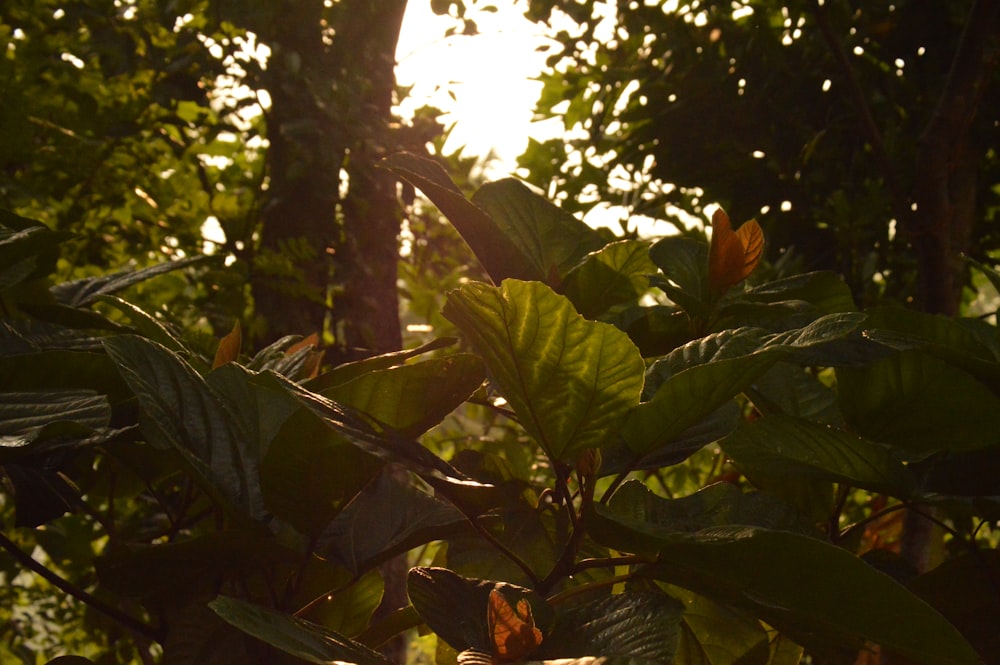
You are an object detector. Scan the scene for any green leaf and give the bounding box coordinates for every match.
[471,178,606,283]
[648,237,711,317]
[0,389,110,440]
[588,512,979,665]
[324,353,485,437]
[742,272,856,314]
[837,350,1000,457]
[668,586,770,665]
[443,279,644,461]
[382,152,535,282]
[95,295,187,353]
[720,414,917,497]
[623,351,780,456]
[102,335,264,520]
[315,470,469,575]
[306,337,458,390]
[562,239,657,318]
[0,214,70,282]
[259,406,382,536]
[51,255,212,307]
[537,591,683,661]
[588,481,815,555]
[209,595,393,665]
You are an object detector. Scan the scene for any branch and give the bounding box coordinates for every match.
[0,529,161,642]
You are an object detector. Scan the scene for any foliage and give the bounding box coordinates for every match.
[517,0,1000,313]
[3,152,999,664]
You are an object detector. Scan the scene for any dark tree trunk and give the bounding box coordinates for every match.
[250,0,406,363]
[901,0,1000,573]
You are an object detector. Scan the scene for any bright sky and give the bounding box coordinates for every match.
[394,3,691,236]
[395,3,561,179]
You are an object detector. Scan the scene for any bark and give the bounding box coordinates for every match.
[250,0,407,362]
[901,0,1000,573]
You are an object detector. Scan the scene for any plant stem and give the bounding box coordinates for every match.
[0,529,161,642]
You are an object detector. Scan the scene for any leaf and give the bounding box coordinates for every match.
[562,239,657,318]
[102,335,265,520]
[837,350,1000,458]
[537,591,683,662]
[443,279,644,461]
[587,503,979,665]
[314,469,469,575]
[95,295,187,353]
[381,152,535,283]
[742,271,857,314]
[470,178,606,284]
[720,415,917,497]
[489,588,544,661]
[708,209,763,296]
[258,406,382,537]
[587,481,815,555]
[209,595,393,665]
[648,237,711,317]
[307,336,458,390]
[51,255,212,307]
[212,320,242,369]
[667,586,770,665]
[0,389,110,440]
[622,351,780,456]
[323,354,486,437]
[407,567,551,655]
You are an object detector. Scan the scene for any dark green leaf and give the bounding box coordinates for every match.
[648,237,710,317]
[668,585,770,665]
[538,591,683,661]
[323,354,485,437]
[51,255,212,307]
[382,152,535,282]
[720,415,917,497]
[209,595,393,665]
[837,350,1000,458]
[623,351,779,456]
[315,470,469,575]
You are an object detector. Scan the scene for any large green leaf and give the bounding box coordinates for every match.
[306,337,458,390]
[315,470,469,575]
[258,407,382,537]
[323,354,485,437]
[562,239,657,318]
[51,255,212,307]
[443,279,644,461]
[471,178,606,283]
[588,481,814,555]
[102,335,264,520]
[381,152,535,282]
[720,414,916,497]
[588,492,979,665]
[537,591,683,661]
[742,272,857,314]
[209,595,392,665]
[837,350,1000,457]
[622,351,780,456]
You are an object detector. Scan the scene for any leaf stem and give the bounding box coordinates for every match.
[0,529,161,642]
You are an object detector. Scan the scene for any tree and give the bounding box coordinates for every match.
[0,0,438,360]
[518,0,1000,315]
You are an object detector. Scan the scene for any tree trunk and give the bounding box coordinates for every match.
[901,0,1000,573]
[250,0,407,362]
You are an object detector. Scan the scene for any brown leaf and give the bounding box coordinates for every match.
[212,320,242,369]
[708,208,764,296]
